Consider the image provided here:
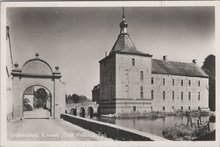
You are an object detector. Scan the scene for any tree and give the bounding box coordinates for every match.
[23,98,33,111]
[65,93,91,104]
[72,94,80,103]
[34,88,48,108]
[202,54,215,111]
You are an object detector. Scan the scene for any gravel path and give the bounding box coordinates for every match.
[23,108,50,118]
[7,119,112,141]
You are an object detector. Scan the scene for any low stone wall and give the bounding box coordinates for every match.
[61,113,168,141]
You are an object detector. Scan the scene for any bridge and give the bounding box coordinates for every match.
[66,102,99,118]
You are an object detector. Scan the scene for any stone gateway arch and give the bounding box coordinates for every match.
[11,53,65,120]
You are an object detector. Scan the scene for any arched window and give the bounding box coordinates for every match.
[140,71,143,80]
[163,91,165,100]
[188,92,191,100]
[151,90,154,99]
[181,80,183,86]
[132,58,135,66]
[181,91,183,100]
[140,86,143,98]
[163,78,165,85]
[151,77,154,84]
[163,106,165,111]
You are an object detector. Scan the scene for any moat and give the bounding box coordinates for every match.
[92,116,209,137]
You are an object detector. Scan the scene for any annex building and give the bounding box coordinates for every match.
[92,13,209,114]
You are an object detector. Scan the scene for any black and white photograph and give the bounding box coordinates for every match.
[0,1,219,147]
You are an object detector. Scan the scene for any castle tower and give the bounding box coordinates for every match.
[98,8,153,114]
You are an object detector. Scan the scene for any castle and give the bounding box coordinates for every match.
[92,11,209,114]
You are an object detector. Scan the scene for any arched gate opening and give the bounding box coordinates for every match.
[23,85,52,119]
[80,107,85,117]
[70,108,77,116]
[88,107,94,118]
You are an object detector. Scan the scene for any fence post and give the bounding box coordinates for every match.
[197,120,200,128]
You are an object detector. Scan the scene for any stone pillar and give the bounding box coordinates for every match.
[11,63,22,120]
[53,66,63,119]
[76,107,80,116]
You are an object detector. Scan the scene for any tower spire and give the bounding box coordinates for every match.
[120,7,128,34]
[122,7,125,19]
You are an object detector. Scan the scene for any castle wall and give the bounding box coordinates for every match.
[115,54,152,113]
[151,74,209,112]
[99,55,116,114]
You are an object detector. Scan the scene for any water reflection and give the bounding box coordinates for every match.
[92,116,209,137]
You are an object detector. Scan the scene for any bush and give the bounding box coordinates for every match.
[162,123,211,141]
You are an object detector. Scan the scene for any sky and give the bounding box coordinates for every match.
[6,7,215,99]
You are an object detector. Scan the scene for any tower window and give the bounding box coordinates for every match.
[189,80,191,86]
[181,106,183,110]
[163,106,165,111]
[163,91,165,100]
[140,86,143,98]
[172,79,175,86]
[151,77,154,84]
[198,92,200,101]
[163,78,165,85]
[140,71,144,80]
[133,106,136,112]
[188,92,191,100]
[198,81,200,87]
[181,91,183,100]
[132,58,135,66]
[151,90,154,99]
[172,91,174,100]
[188,106,191,110]
[172,106,175,110]
[181,80,183,86]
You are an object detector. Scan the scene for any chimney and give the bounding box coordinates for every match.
[192,59,197,64]
[105,51,108,57]
[163,55,167,61]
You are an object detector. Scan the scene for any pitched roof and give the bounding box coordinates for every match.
[110,34,151,57]
[152,59,208,78]
[110,16,152,57]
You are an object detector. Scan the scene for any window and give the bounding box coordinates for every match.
[163,91,165,100]
[172,79,175,86]
[140,71,144,80]
[172,91,175,100]
[151,106,153,111]
[198,92,200,101]
[189,80,191,86]
[132,58,135,66]
[181,106,183,110]
[188,92,191,100]
[163,78,165,85]
[151,90,154,99]
[151,77,154,84]
[163,106,165,111]
[198,81,200,87]
[133,106,136,112]
[140,86,143,98]
[198,106,201,111]
[181,80,183,86]
[172,106,175,110]
[181,91,183,100]
[188,106,191,110]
